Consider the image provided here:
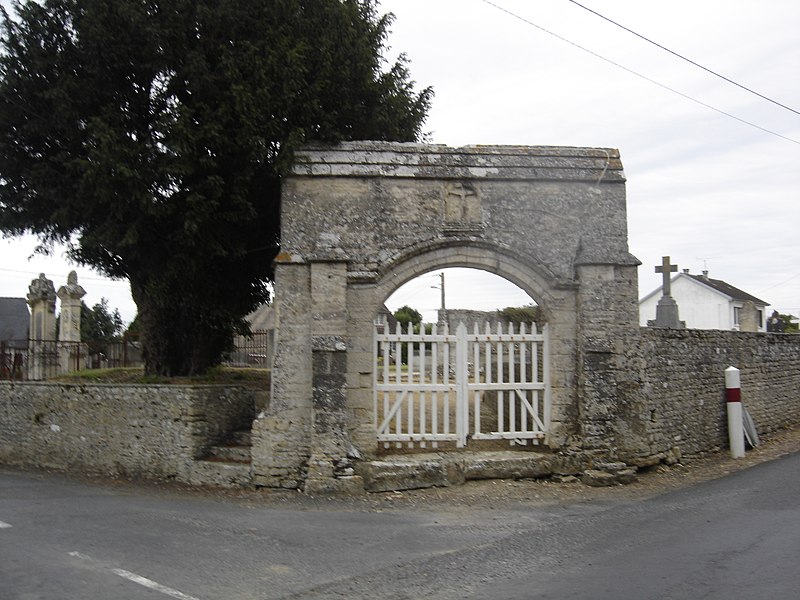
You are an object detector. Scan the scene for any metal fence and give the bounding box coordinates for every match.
[1,330,272,381]
[0,338,143,381]
[223,329,273,369]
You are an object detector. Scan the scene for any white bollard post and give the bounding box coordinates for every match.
[725,366,745,458]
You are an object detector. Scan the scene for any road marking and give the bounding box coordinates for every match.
[112,569,201,600]
[0,521,12,528]
[68,551,200,600]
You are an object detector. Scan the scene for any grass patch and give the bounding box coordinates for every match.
[51,366,271,387]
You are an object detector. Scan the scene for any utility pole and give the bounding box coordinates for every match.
[432,272,446,328]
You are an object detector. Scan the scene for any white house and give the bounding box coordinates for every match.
[639,270,769,332]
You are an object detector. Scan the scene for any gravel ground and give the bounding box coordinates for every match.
[257,421,800,512]
[9,422,800,513]
[388,422,800,512]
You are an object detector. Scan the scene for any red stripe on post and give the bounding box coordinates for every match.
[726,387,741,403]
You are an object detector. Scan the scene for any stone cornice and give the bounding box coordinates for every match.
[292,141,625,183]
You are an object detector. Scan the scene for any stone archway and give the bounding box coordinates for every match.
[252,142,641,491]
[359,242,575,449]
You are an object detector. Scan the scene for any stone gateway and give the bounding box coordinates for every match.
[3,142,800,490]
[251,142,641,491]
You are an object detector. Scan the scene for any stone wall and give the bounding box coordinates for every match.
[0,382,255,480]
[2,330,799,489]
[440,309,502,331]
[615,329,800,465]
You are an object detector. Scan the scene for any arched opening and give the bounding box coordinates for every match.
[371,265,552,452]
[384,267,539,327]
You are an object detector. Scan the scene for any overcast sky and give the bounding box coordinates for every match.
[2,0,799,325]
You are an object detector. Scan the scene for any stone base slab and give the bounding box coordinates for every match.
[357,451,585,493]
[189,460,253,488]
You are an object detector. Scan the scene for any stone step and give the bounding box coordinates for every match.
[191,459,252,488]
[355,451,638,493]
[205,444,251,463]
[357,451,565,493]
[229,430,252,447]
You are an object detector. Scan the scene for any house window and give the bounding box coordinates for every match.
[733,306,740,326]
[758,310,764,328]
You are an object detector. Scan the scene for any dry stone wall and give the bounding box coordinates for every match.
[0,382,255,480]
[615,329,800,464]
[1,331,798,489]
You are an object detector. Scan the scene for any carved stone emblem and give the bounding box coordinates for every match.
[443,182,483,237]
[444,181,481,224]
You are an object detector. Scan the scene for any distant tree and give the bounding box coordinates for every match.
[394,305,423,332]
[81,298,124,355]
[392,305,425,364]
[768,311,799,333]
[124,314,140,337]
[499,304,544,328]
[783,314,800,333]
[0,0,432,375]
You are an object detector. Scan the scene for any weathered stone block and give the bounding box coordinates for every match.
[358,458,450,492]
[581,469,618,487]
[461,453,552,481]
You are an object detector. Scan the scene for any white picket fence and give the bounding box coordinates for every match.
[374,321,550,448]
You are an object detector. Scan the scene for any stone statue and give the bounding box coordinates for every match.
[767,311,785,333]
[27,273,56,305]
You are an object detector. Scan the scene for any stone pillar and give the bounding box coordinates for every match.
[574,259,644,459]
[251,236,364,492]
[305,260,363,493]
[26,273,57,380]
[57,271,86,373]
[251,257,313,489]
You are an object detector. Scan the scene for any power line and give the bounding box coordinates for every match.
[565,0,800,118]
[0,266,128,285]
[479,0,800,146]
[757,271,800,294]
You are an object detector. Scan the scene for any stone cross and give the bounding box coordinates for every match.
[655,256,678,296]
[647,256,685,329]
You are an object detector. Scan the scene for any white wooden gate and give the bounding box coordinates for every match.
[374,321,550,448]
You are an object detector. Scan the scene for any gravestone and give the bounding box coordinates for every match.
[738,300,759,332]
[26,273,57,380]
[57,271,86,372]
[647,256,686,329]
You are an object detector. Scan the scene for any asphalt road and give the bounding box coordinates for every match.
[1,453,799,599]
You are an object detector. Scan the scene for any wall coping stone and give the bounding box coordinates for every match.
[292,141,625,182]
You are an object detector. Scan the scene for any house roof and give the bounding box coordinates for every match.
[246,303,275,331]
[639,273,769,306]
[0,297,30,342]
[685,274,769,306]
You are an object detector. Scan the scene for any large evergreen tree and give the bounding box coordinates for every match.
[0,0,432,375]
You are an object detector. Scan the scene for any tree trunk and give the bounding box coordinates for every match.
[131,280,231,376]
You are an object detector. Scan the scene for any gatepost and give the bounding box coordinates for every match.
[26,273,57,380]
[57,271,86,373]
